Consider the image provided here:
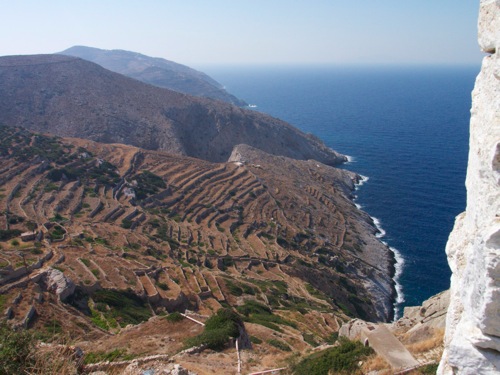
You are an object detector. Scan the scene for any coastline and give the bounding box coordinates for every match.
[352,172,404,320]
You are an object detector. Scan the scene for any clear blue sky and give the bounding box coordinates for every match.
[1,0,483,66]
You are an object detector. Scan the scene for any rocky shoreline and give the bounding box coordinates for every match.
[231,144,397,322]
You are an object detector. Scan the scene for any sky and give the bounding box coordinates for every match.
[0,1,484,67]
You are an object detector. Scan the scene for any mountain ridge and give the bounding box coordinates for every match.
[0,54,346,166]
[60,45,247,106]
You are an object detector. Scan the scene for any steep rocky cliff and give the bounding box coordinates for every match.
[438,1,500,373]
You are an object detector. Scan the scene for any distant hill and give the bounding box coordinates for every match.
[60,45,247,106]
[0,54,346,165]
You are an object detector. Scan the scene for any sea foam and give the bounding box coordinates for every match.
[354,177,405,320]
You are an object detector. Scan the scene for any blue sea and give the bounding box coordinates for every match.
[203,65,478,317]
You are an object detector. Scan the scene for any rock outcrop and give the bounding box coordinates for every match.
[45,268,76,302]
[438,1,500,373]
[393,290,449,338]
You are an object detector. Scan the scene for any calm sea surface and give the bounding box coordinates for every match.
[203,65,478,315]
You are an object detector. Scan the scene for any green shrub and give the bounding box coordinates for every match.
[325,332,339,345]
[236,300,297,331]
[30,248,42,255]
[121,219,132,229]
[0,229,22,241]
[267,339,291,352]
[225,279,243,296]
[0,322,35,374]
[47,167,80,182]
[7,215,24,225]
[90,308,109,330]
[418,363,439,374]
[250,335,263,344]
[292,337,373,375]
[94,237,108,246]
[44,182,59,192]
[302,333,319,347]
[185,309,242,351]
[84,348,130,364]
[236,300,271,316]
[260,232,275,240]
[49,213,66,223]
[165,312,184,323]
[80,258,91,267]
[133,171,166,200]
[157,282,169,290]
[92,289,152,326]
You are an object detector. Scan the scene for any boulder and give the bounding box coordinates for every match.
[45,268,76,301]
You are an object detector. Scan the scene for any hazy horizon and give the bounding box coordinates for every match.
[1,1,483,67]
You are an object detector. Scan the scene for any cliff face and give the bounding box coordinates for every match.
[438,1,500,373]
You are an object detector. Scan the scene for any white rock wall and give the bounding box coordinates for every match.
[438,1,500,373]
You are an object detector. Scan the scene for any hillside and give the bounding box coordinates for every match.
[0,126,394,373]
[0,54,345,166]
[60,46,247,106]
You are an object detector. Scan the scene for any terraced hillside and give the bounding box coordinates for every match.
[0,126,394,372]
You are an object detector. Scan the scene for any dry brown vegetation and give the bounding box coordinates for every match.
[361,354,392,374]
[406,328,445,364]
[0,126,396,373]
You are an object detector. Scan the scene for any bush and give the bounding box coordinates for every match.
[250,335,263,344]
[185,309,242,351]
[303,333,319,347]
[236,300,271,316]
[292,337,373,375]
[157,282,169,291]
[0,229,22,241]
[0,322,35,374]
[133,171,166,200]
[418,363,439,374]
[0,321,79,373]
[225,279,243,296]
[92,289,152,326]
[268,339,292,352]
[84,348,130,364]
[224,279,256,296]
[165,312,184,323]
[121,219,132,229]
[236,300,297,331]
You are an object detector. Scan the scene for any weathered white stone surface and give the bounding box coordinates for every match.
[392,290,449,337]
[45,268,76,301]
[438,1,500,373]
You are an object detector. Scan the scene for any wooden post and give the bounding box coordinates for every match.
[236,339,241,374]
